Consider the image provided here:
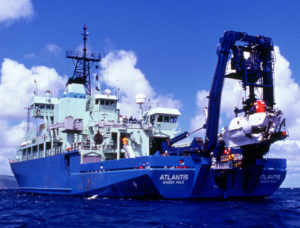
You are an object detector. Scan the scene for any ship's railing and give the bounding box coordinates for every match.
[211,160,233,170]
[211,155,243,170]
[13,146,64,162]
[45,147,63,156]
[96,121,152,130]
[14,138,125,163]
[70,142,91,150]
[70,142,114,151]
[66,50,101,61]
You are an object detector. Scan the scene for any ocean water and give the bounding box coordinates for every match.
[0,189,299,228]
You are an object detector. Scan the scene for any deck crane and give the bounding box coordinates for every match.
[168,31,287,159]
[206,31,275,152]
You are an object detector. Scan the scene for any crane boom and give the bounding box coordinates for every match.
[205,31,274,152]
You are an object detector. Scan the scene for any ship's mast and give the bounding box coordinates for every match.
[66,25,101,95]
[25,106,31,133]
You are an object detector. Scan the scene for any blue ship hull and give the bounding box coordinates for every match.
[10,151,286,199]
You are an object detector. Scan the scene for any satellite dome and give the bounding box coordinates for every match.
[136,93,146,104]
[104,89,111,96]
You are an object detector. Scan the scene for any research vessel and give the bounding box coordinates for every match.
[10,27,288,198]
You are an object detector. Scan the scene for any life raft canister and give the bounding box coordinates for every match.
[94,131,104,145]
[254,100,266,113]
[224,147,231,155]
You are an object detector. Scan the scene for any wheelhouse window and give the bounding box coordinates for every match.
[98,99,116,105]
[46,104,54,110]
[34,103,53,110]
[170,116,177,123]
[157,115,178,123]
[151,114,178,123]
[158,115,163,122]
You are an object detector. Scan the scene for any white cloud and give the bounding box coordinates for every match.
[153,94,181,109]
[101,50,154,98]
[0,0,33,24]
[191,46,300,187]
[273,46,300,140]
[100,50,180,116]
[189,79,242,134]
[23,52,37,59]
[190,90,208,136]
[271,46,300,187]
[0,58,66,120]
[220,80,242,119]
[0,120,26,148]
[46,44,61,55]
[0,120,26,175]
[269,140,300,188]
[0,148,16,174]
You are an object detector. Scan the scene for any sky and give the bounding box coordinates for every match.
[0,0,299,187]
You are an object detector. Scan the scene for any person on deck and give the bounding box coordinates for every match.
[122,136,129,146]
[122,136,134,158]
[161,139,170,155]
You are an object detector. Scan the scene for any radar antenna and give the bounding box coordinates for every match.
[66,25,101,95]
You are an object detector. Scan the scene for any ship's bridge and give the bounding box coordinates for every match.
[94,94,118,111]
[94,93,119,122]
[145,107,181,133]
[30,94,58,118]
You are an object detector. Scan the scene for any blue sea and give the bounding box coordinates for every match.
[0,188,299,228]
